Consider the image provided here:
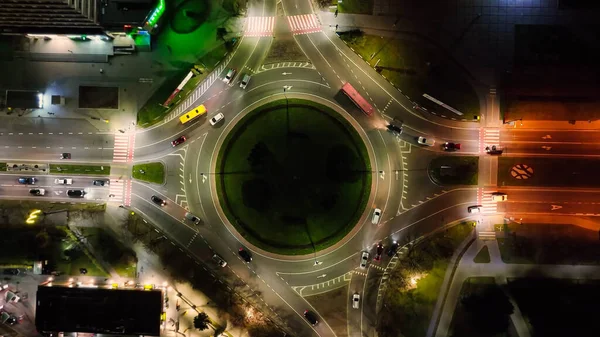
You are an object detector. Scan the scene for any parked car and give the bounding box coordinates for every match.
[352,293,360,309]
[360,251,369,268]
[386,240,399,257]
[238,248,252,263]
[212,254,227,268]
[185,212,201,225]
[386,123,403,136]
[151,195,167,206]
[18,177,36,185]
[29,188,45,196]
[60,153,71,159]
[374,242,384,261]
[303,310,318,326]
[417,136,435,146]
[491,192,508,202]
[223,68,236,84]
[171,135,187,147]
[468,205,482,213]
[209,113,224,126]
[67,190,85,198]
[240,74,251,89]
[443,142,461,151]
[93,179,109,186]
[55,178,72,185]
[371,208,382,225]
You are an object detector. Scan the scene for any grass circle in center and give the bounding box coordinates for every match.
[216,99,371,255]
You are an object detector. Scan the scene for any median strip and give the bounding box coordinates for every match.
[49,164,111,176]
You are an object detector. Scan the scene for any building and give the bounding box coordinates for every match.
[35,286,162,336]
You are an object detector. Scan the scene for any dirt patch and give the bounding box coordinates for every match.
[264,37,308,64]
[305,285,349,337]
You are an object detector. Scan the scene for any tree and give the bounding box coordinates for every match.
[193,312,210,331]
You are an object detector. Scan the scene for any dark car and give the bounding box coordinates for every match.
[386,240,399,257]
[6,316,17,325]
[303,310,318,326]
[29,188,45,196]
[171,135,187,147]
[443,142,461,151]
[18,177,36,185]
[3,269,20,275]
[79,268,88,275]
[67,190,85,198]
[151,195,167,206]
[60,153,71,159]
[374,242,384,261]
[93,179,109,186]
[386,123,403,136]
[238,248,252,263]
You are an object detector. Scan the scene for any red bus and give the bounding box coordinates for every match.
[341,82,374,116]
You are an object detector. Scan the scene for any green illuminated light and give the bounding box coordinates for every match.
[147,0,165,27]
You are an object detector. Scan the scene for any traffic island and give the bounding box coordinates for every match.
[428,156,478,186]
[215,99,371,255]
[132,162,165,184]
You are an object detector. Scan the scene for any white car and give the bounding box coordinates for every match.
[360,252,369,268]
[371,208,382,225]
[467,205,481,213]
[352,293,360,309]
[209,113,224,126]
[491,193,508,202]
[417,136,435,146]
[240,74,251,89]
[54,178,73,185]
[223,68,236,84]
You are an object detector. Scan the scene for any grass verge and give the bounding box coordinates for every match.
[497,223,600,265]
[76,227,137,278]
[473,245,490,263]
[429,156,478,185]
[328,0,374,14]
[0,163,6,171]
[378,222,474,337]
[50,164,110,176]
[216,99,371,255]
[305,286,349,337]
[498,156,600,187]
[339,32,480,121]
[137,44,228,128]
[132,162,165,184]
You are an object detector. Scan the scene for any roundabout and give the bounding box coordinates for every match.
[215,99,372,255]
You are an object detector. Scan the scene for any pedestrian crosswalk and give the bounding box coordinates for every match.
[108,179,125,203]
[481,128,500,153]
[245,16,275,37]
[478,189,498,214]
[113,133,135,163]
[287,14,321,35]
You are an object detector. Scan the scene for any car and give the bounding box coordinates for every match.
[485,145,504,155]
[417,136,435,146]
[55,178,72,185]
[360,251,369,268]
[171,135,187,147]
[443,142,461,151]
[238,248,252,263]
[223,68,236,84]
[185,212,201,225]
[240,74,251,89]
[374,242,384,261]
[467,205,482,213]
[93,179,109,186]
[352,293,360,309]
[79,268,88,275]
[67,190,85,198]
[303,310,318,326]
[18,177,36,185]
[209,112,224,126]
[151,195,166,206]
[29,188,45,196]
[212,254,227,267]
[491,193,508,202]
[386,240,399,257]
[3,269,19,275]
[60,153,71,159]
[386,123,403,136]
[5,316,17,325]
[371,208,382,225]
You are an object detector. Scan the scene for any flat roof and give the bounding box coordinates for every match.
[35,286,162,336]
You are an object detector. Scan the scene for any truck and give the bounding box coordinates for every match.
[54,178,73,185]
